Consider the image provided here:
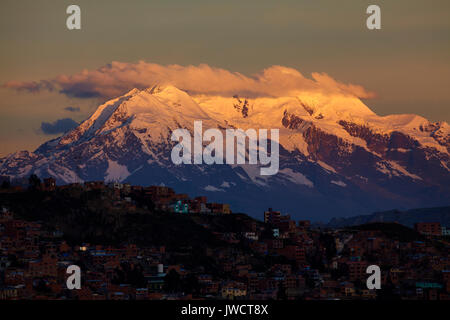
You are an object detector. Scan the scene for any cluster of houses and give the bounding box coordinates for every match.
[0,178,449,300]
[0,175,231,215]
[414,222,450,238]
[83,181,232,214]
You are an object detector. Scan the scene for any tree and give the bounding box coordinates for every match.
[1,180,10,189]
[183,274,200,295]
[164,269,181,293]
[277,281,287,300]
[28,174,41,190]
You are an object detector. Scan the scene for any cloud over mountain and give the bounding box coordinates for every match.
[64,106,81,112]
[40,118,79,135]
[2,61,375,100]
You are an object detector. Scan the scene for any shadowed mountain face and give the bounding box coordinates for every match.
[1,85,449,221]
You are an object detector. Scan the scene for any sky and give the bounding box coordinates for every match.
[0,0,449,156]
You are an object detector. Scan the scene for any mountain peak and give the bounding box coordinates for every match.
[121,84,189,100]
[143,84,193,99]
[1,82,449,221]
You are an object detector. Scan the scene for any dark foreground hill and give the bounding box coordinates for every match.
[0,188,273,274]
[0,189,261,249]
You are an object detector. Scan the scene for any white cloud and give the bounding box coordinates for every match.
[2,61,375,100]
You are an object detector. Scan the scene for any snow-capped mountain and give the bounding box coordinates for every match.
[1,85,449,221]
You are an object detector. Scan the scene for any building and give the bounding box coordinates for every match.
[272,228,280,238]
[221,282,247,299]
[170,200,189,214]
[264,208,281,224]
[0,175,11,187]
[84,181,105,190]
[0,287,18,300]
[298,220,311,229]
[347,261,368,281]
[414,222,442,236]
[278,245,306,264]
[207,203,231,214]
[43,177,56,191]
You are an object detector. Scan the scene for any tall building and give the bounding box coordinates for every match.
[414,222,442,236]
[264,208,281,224]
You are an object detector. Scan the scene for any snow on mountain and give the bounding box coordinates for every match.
[0,85,449,221]
[105,160,130,182]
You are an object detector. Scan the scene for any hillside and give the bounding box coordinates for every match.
[0,188,260,249]
[327,206,450,228]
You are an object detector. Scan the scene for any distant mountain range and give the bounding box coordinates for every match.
[0,85,449,221]
[325,206,450,228]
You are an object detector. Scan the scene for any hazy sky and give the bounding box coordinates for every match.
[1,0,449,156]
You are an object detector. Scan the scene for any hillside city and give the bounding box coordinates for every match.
[0,175,449,300]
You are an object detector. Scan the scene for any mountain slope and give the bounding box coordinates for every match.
[0,85,449,221]
[326,206,450,229]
